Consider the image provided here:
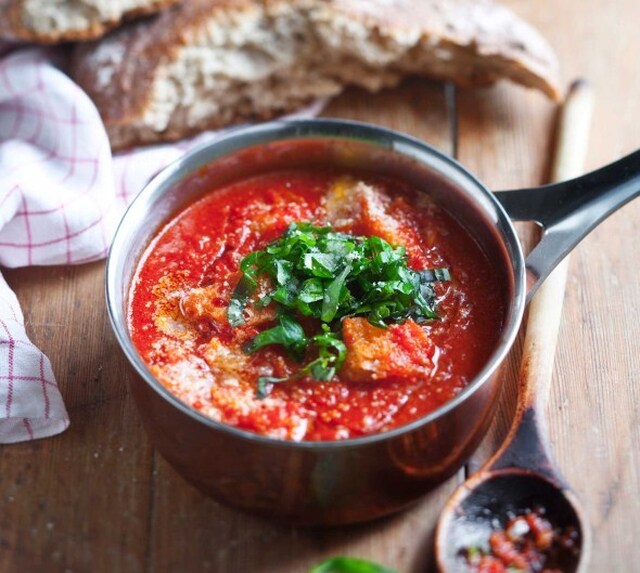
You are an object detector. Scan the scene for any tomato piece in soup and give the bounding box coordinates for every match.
[341,318,437,383]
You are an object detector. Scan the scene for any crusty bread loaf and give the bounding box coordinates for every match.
[72,0,562,150]
[0,0,181,43]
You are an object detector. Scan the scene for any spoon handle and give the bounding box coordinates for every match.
[491,80,594,474]
[521,79,594,414]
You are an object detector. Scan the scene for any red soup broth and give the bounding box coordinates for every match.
[128,169,506,441]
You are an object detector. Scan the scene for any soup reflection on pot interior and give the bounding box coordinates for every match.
[128,168,506,441]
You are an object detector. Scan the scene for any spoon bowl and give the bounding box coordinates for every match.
[437,470,587,572]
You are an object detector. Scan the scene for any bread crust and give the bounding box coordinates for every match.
[323,0,560,98]
[0,0,181,43]
[71,0,562,150]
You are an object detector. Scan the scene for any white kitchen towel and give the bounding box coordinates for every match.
[0,46,322,443]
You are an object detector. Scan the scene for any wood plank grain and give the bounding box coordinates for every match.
[0,263,154,573]
[146,79,459,573]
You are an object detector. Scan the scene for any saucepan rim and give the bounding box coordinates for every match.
[105,118,526,451]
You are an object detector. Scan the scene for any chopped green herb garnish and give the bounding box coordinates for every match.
[254,325,347,398]
[256,376,289,400]
[243,314,308,360]
[228,222,450,397]
[303,324,347,381]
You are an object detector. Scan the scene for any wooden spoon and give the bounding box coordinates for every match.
[435,79,594,573]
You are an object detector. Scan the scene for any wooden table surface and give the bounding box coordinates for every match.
[2,1,639,571]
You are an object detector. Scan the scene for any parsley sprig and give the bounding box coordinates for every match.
[227,222,450,396]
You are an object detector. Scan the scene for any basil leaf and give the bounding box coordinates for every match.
[299,278,324,303]
[324,236,354,256]
[256,376,289,399]
[275,260,293,285]
[255,293,273,309]
[304,252,339,278]
[419,267,451,282]
[309,557,397,573]
[308,362,335,381]
[301,326,347,382]
[227,275,253,327]
[244,314,307,360]
[239,251,267,287]
[321,264,352,322]
[272,280,299,306]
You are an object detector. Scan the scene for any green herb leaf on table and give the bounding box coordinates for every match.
[227,222,451,397]
[309,557,397,573]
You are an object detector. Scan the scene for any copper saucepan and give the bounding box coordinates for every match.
[106,119,639,525]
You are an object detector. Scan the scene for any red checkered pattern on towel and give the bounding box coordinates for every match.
[0,46,322,443]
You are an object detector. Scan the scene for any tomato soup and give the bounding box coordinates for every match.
[128,169,505,441]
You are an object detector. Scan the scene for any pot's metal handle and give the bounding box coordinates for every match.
[495,149,640,300]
